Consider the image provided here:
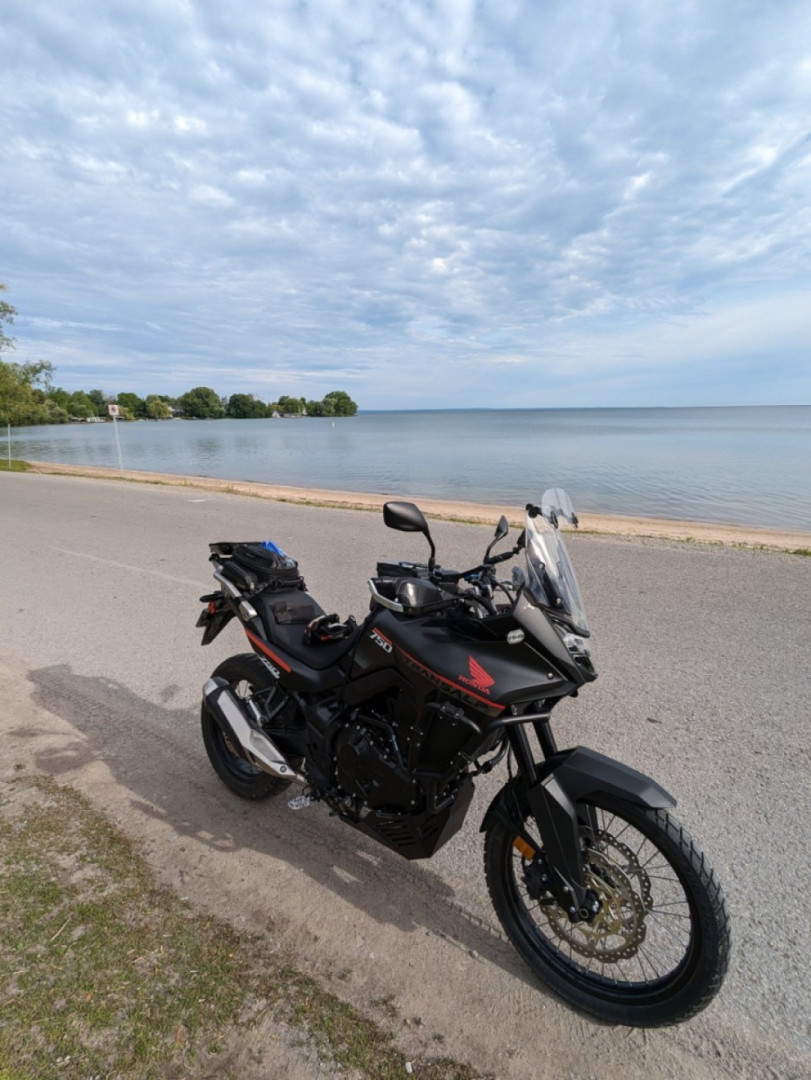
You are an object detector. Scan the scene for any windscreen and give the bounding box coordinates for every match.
[524,510,590,635]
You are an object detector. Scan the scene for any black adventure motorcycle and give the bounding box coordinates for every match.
[197,489,730,1027]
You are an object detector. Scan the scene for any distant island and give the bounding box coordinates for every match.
[0,365,358,426]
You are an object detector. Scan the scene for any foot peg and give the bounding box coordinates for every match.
[288,792,317,811]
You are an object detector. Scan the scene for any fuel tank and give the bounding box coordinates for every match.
[352,606,576,718]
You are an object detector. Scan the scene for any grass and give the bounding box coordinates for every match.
[0,459,29,472]
[0,774,483,1080]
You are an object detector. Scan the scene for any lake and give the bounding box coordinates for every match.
[7,406,811,531]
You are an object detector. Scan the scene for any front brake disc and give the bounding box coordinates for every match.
[587,827,653,910]
[543,848,647,961]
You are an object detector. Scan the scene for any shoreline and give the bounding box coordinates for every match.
[22,459,811,552]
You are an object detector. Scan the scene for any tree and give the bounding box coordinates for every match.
[322,390,358,416]
[0,284,16,354]
[276,394,304,416]
[0,362,28,425]
[0,359,65,426]
[67,391,97,419]
[226,393,269,419]
[87,389,107,416]
[39,398,69,424]
[178,386,225,419]
[46,386,71,413]
[145,394,172,420]
[117,392,146,419]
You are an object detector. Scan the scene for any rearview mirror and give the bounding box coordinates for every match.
[485,514,510,563]
[384,501,430,534]
[383,501,436,570]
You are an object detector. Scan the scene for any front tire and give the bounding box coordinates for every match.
[484,790,731,1027]
[201,654,302,800]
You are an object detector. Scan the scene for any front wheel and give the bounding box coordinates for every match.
[484,790,731,1027]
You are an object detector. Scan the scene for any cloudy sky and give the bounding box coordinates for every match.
[2,1,810,409]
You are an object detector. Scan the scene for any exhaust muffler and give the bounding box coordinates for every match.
[203,677,308,787]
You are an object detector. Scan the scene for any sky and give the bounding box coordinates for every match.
[2,1,810,410]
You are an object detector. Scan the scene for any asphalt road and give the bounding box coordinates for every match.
[2,471,809,1078]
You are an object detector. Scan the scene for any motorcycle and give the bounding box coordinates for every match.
[197,489,730,1027]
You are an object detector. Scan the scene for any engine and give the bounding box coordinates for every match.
[333,716,420,812]
[328,703,479,861]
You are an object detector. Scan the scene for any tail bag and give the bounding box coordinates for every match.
[209,540,305,592]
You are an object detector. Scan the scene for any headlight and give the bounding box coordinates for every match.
[553,623,596,672]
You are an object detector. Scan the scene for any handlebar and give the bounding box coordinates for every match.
[433,539,520,586]
[373,528,525,615]
[486,548,517,566]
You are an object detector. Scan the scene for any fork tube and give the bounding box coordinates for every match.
[533,717,558,759]
[510,719,589,911]
[508,724,538,785]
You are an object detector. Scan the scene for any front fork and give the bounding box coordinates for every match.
[507,724,592,918]
[501,723,676,921]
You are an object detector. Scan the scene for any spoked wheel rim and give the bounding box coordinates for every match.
[506,801,700,1003]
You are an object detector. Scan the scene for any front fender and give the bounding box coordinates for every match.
[480,745,676,834]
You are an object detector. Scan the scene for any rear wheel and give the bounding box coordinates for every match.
[201,654,303,800]
[484,790,730,1027]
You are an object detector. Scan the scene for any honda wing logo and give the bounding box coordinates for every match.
[458,656,495,695]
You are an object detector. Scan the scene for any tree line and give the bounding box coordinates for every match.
[0,286,357,425]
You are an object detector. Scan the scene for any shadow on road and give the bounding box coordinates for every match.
[21,662,545,998]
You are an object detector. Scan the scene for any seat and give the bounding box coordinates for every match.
[254,589,359,671]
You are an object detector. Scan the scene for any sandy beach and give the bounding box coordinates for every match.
[25,459,810,552]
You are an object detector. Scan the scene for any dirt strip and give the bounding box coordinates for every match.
[25,461,811,552]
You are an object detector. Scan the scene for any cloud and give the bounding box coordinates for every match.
[1,0,809,407]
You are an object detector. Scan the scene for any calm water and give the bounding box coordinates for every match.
[7,407,811,531]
